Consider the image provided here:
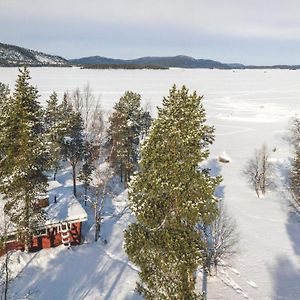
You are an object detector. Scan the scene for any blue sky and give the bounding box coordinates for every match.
[1,0,300,65]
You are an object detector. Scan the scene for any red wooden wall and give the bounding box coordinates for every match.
[0,222,82,256]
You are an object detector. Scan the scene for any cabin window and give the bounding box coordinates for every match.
[35,228,47,236]
[6,234,17,242]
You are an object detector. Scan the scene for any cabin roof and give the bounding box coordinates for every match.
[0,180,88,235]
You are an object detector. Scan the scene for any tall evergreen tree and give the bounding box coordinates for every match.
[0,82,10,110]
[124,85,220,299]
[140,110,152,139]
[59,97,84,197]
[288,118,300,214]
[59,93,74,123]
[0,68,48,252]
[78,140,96,205]
[44,92,62,179]
[108,91,151,186]
[0,83,10,161]
[289,148,300,213]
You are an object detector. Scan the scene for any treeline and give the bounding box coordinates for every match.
[243,65,300,70]
[0,67,152,250]
[0,62,71,67]
[80,64,168,70]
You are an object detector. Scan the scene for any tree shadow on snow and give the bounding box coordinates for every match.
[276,159,291,186]
[270,255,300,300]
[10,244,140,300]
[286,213,300,256]
[204,158,225,199]
[270,213,300,299]
[268,156,300,299]
[274,159,294,212]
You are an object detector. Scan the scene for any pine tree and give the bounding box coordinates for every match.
[0,83,10,161]
[288,118,300,214]
[78,140,96,205]
[44,92,62,179]
[0,82,10,110]
[0,68,48,252]
[140,110,152,139]
[59,93,74,122]
[124,85,220,299]
[289,149,300,213]
[59,97,84,197]
[108,91,151,186]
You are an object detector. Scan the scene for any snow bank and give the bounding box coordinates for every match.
[218,151,232,163]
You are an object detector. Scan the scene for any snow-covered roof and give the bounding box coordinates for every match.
[0,180,88,235]
[45,180,88,226]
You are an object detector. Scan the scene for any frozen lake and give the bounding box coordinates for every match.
[1,67,300,115]
[1,67,300,299]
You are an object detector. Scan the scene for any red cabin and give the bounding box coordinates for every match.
[0,180,88,254]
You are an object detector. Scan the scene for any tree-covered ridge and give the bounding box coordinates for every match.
[70,55,230,69]
[81,64,168,70]
[0,42,69,67]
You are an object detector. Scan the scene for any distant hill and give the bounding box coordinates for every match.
[0,42,69,67]
[70,55,231,69]
[1,43,299,70]
[82,64,168,70]
[227,63,245,68]
[70,55,300,70]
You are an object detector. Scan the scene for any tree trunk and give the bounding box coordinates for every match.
[124,171,128,189]
[53,167,58,181]
[24,195,31,252]
[261,147,267,195]
[72,164,77,197]
[261,165,266,195]
[84,185,87,206]
[126,150,131,186]
[95,220,100,242]
[3,251,9,300]
[126,167,131,188]
[120,163,123,183]
[202,225,213,300]
[95,212,100,242]
[202,266,208,300]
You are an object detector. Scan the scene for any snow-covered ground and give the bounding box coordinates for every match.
[1,67,300,299]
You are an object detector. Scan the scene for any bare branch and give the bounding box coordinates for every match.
[242,144,274,197]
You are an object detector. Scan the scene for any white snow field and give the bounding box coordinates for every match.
[1,67,300,299]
